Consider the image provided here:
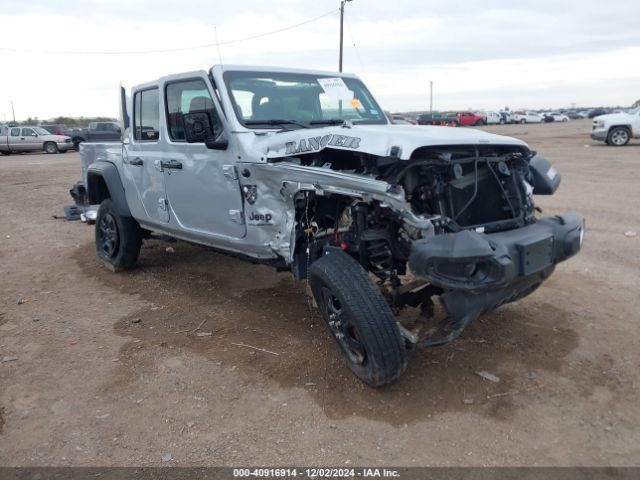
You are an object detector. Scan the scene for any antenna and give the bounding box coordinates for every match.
[214,26,223,66]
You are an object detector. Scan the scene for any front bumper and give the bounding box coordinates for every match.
[57,141,74,151]
[590,129,608,141]
[408,211,584,341]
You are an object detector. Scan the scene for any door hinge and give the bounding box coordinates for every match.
[229,209,244,224]
[223,165,238,180]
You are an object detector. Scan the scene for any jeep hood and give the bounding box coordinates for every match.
[247,125,529,161]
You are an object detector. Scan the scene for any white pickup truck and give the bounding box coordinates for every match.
[590,107,640,146]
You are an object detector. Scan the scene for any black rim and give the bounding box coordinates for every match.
[98,213,119,258]
[321,286,367,366]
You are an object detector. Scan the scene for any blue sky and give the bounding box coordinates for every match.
[1,0,639,120]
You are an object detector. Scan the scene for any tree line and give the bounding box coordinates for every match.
[4,116,117,127]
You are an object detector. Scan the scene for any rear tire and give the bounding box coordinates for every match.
[309,250,407,387]
[44,142,58,154]
[607,127,630,146]
[95,199,142,269]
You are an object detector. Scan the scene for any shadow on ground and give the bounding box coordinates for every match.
[75,240,588,426]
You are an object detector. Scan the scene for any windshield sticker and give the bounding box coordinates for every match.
[350,98,363,109]
[285,134,361,155]
[317,78,354,102]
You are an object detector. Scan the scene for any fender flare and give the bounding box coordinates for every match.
[87,161,133,217]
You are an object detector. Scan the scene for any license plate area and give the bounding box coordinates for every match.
[517,235,555,276]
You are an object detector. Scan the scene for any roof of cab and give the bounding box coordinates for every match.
[131,65,360,91]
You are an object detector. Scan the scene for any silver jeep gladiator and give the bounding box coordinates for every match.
[80,65,584,387]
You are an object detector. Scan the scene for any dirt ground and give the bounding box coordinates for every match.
[0,119,639,467]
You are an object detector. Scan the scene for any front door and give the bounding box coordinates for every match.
[19,128,39,151]
[125,87,169,224]
[162,76,246,238]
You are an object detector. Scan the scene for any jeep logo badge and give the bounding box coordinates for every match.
[248,211,273,224]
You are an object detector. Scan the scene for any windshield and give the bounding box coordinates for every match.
[223,71,388,129]
[34,127,50,135]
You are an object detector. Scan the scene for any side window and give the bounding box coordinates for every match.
[22,128,35,136]
[10,128,20,136]
[134,88,160,141]
[165,79,221,142]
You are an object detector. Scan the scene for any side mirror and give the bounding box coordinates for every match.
[183,112,228,150]
[31,133,38,137]
[529,155,561,195]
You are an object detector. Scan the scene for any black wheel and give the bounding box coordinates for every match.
[607,127,630,146]
[309,250,407,387]
[520,119,526,124]
[95,199,142,269]
[0,151,10,155]
[44,142,58,154]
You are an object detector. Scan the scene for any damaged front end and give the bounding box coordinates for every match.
[276,139,584,348]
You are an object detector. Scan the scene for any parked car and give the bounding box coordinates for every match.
[512,111,543,124]
[416,112,458,126]
[588,108,608,119]
[590,107,640,146]
[70,121,121,150]
[74,64,584,387]
[565,111,582,120]
[548,112,569,122]
[484,111,502,125]
[41,124,74,136]
[0,126,73,154]
[457,111,485,126]
[391,115,417,125]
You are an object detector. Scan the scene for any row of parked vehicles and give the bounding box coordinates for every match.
[0,121,121,154]
[390,107,631,128]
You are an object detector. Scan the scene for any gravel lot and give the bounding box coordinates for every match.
[0,119,639,466]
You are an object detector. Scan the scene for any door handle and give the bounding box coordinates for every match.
[129,157,143,166]
[161,159,182,170]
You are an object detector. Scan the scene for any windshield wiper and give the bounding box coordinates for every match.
[309,119,345,126]
[244,119,309,129]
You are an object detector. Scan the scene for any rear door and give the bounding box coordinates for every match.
[124,87,169,224]
[8,127,23,151]
[162,76,246,238]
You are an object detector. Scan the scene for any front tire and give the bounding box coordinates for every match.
[607,127,630,146]
[95,199,142,269]
[44,142,58,154]
[309,250,407,387]
[520,119,526,124]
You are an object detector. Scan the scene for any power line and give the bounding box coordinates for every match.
[0,9,339,56]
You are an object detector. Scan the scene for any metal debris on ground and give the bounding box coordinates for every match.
[231,342,280,356]
[624,231,637,238]
[1,356,18,363]
[475,371,501,383]
[17,297,28,305]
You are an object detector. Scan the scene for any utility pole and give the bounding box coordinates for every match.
[429,81,433,113]
[11,101,16,123]
[339,0,353,72]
